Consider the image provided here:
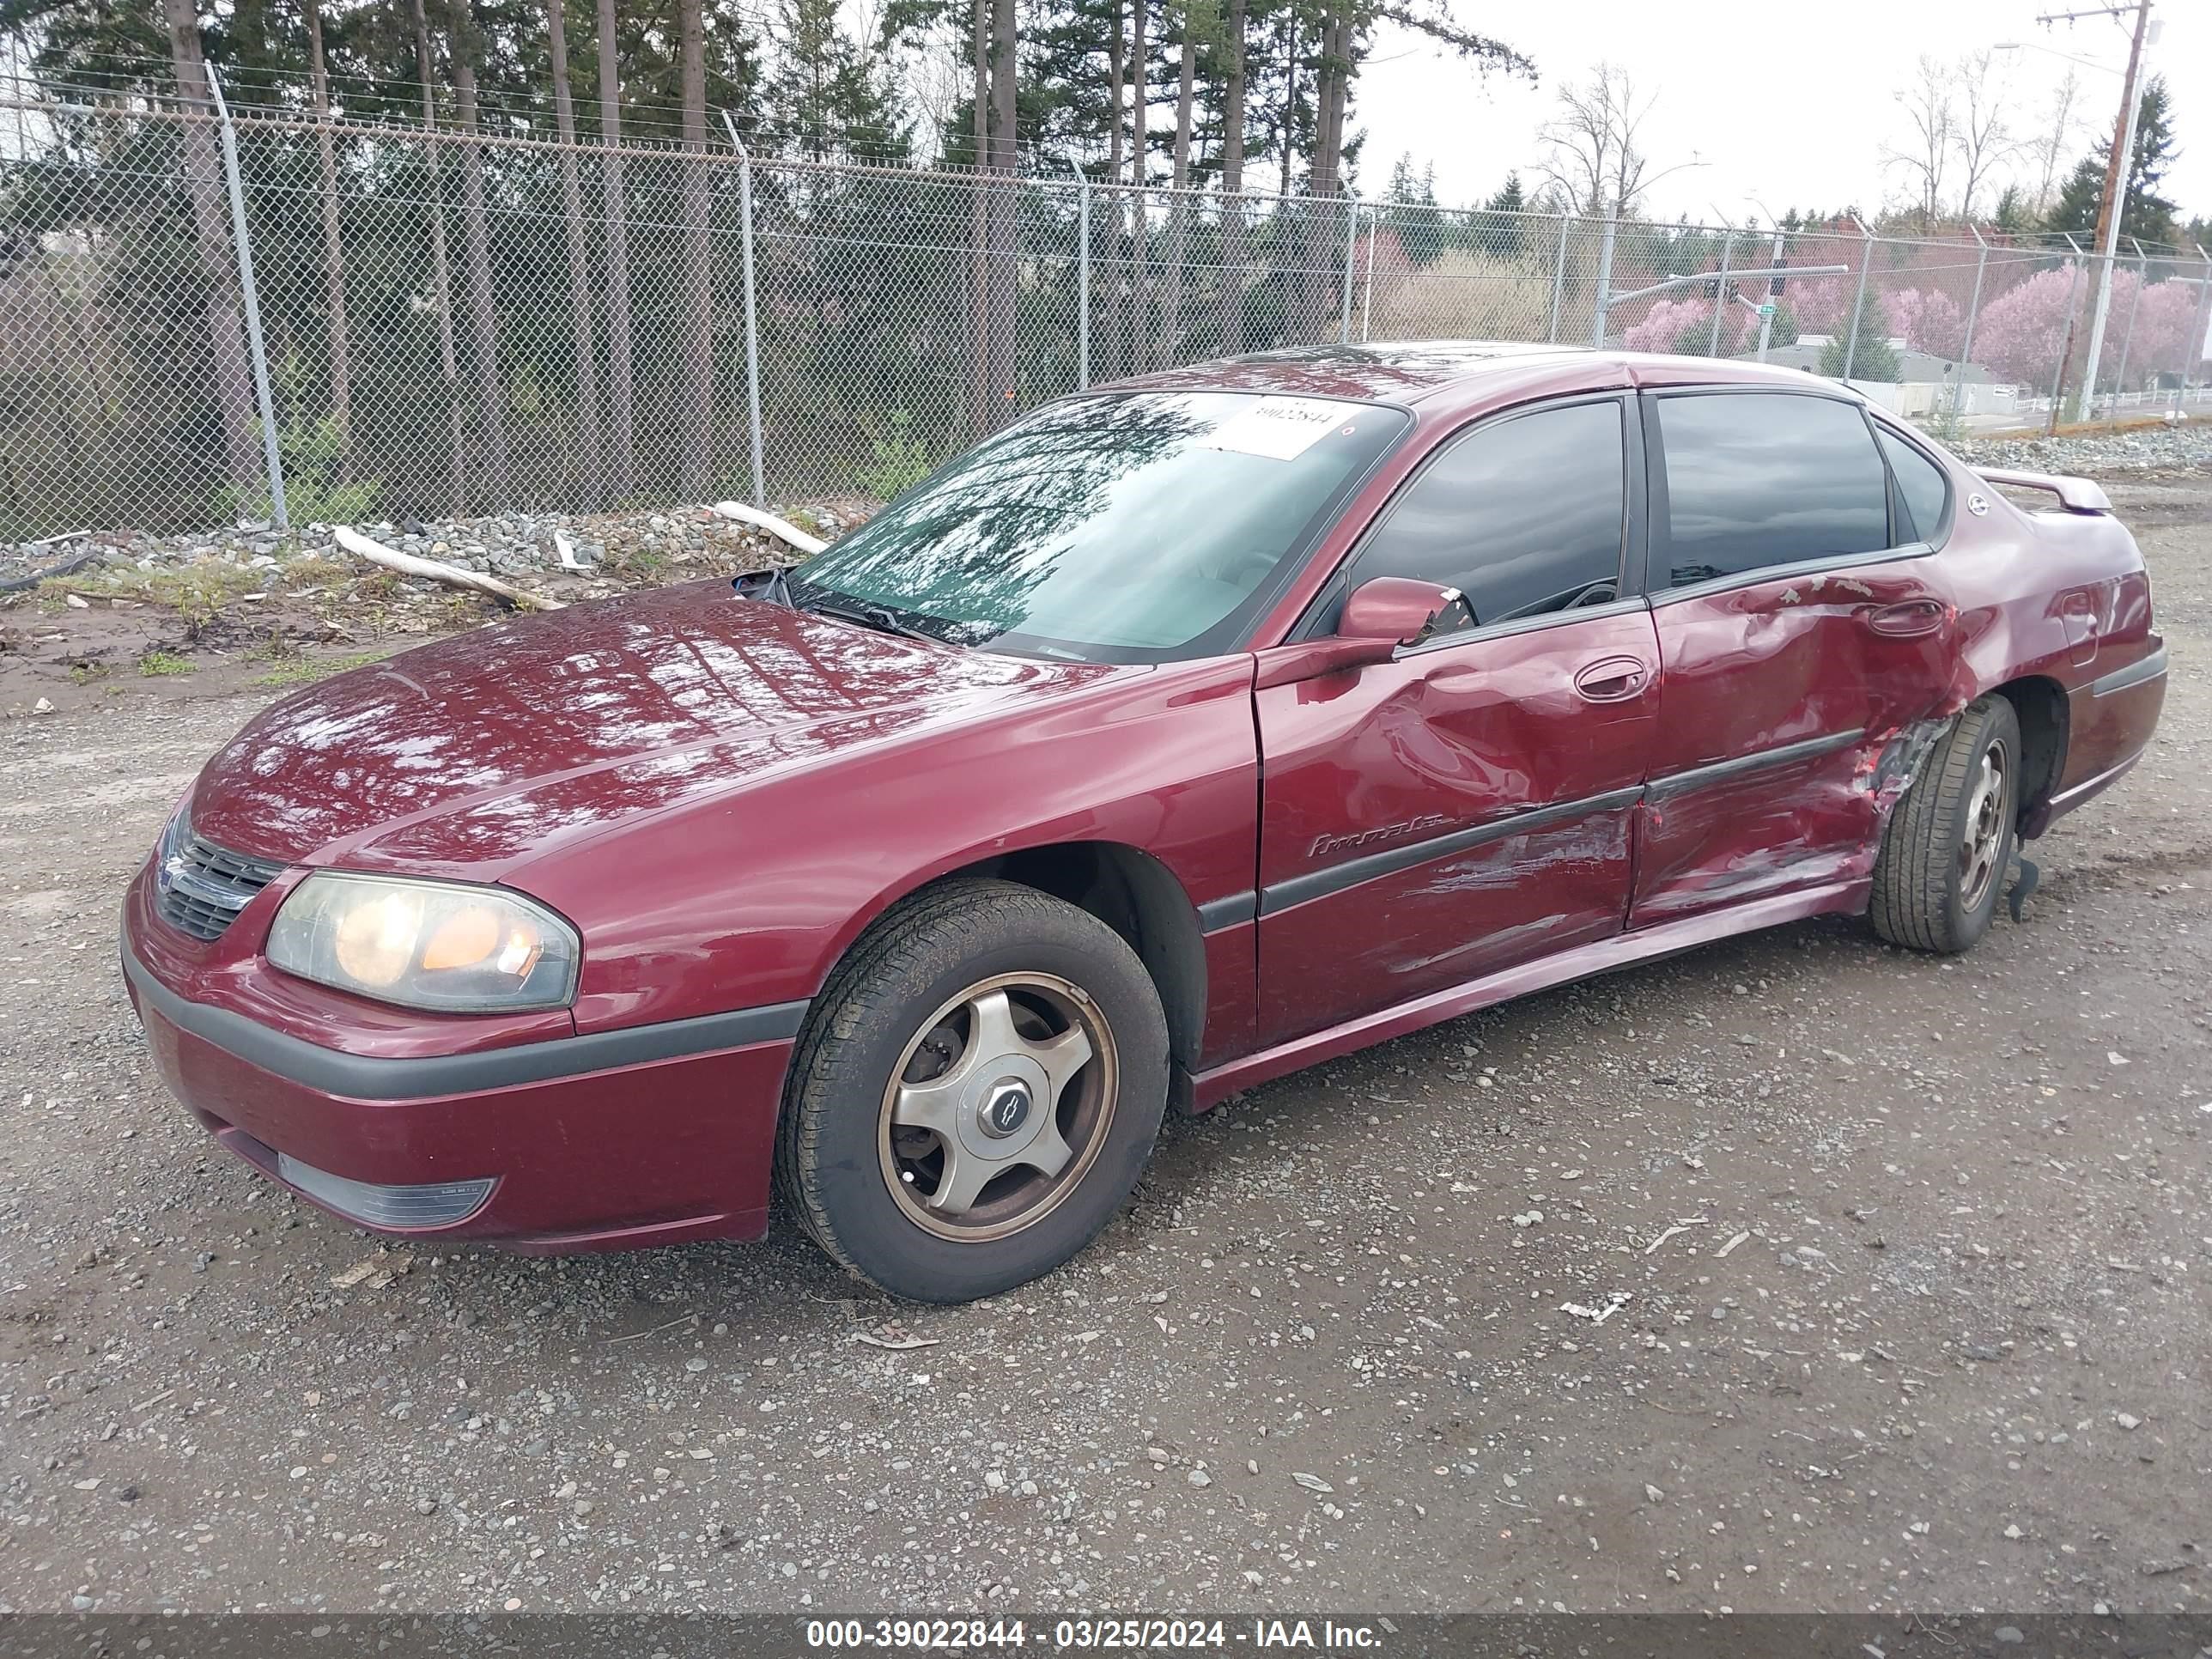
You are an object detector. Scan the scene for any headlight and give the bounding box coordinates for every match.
[266,873,580,1012]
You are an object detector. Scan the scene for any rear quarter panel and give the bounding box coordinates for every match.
[1936,468,2163,797]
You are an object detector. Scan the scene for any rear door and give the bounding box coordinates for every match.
[1631,388,1960,925]
[1253,394,1660,1047]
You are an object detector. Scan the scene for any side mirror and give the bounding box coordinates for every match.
[1340,576,1467,647]
[1254,577,1467,690]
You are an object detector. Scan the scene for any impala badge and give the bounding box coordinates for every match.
[1312,813,1451,859]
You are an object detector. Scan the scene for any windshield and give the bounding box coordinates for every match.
[791,390,1408,663]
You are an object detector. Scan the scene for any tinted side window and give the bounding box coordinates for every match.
[1877,427,1950,545]
[1352,400,1626,632]
[1655,393,1889,590]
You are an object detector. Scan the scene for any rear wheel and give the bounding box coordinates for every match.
[1870,696,2021,954]
[775,879,1170,1302]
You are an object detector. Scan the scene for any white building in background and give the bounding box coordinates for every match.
[1753,335,2015,416]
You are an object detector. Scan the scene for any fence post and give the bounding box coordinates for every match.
[1361,208,1376,342]
[1072,163,1091,390]
[1952,224,1990,426]
[205,70,287,530]
[1707,230,1735,356]
[1840,216,1874,383]
[720,112,766,509]
[1589,213,1617,349]
[2050,240,2084,417]
[2110,237,2148,409]
[1340,195,1358,344]
[2183,246,2212,420]
[1547,213,1570,343]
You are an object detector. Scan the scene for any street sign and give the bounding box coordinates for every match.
[1757,303,1778,317]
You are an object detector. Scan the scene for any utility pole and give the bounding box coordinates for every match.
[2046,0,2152,427]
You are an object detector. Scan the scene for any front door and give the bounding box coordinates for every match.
[1631,389,1960,925]
[1254,394,1660,1048]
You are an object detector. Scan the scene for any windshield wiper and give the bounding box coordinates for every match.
[732,566,799,608]
[801,592,944,645]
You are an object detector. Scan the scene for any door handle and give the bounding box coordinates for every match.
[1572,657,1650,702]
[1862,598,1951,638]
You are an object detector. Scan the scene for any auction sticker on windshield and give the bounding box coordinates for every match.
[1203,396,1349,461]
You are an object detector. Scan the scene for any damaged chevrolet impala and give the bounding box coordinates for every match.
[123,344,2167,1301]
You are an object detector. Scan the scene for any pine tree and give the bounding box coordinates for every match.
[1820,290,1899,382]
[2045,76,2182,246]
[1382,152,1447,266]
[767,0,911,161]
[1481,171,1526,258]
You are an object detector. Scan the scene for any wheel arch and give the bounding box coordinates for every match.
[821,841,1209,1091]
[1986,674,2069,834]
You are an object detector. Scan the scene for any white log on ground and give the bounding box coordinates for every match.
[710,500,828,557]
[334,526,565,611]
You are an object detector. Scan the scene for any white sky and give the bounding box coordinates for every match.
[1353,0,2209,237]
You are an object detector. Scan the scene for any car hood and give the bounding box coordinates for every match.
[187,581,1113,878]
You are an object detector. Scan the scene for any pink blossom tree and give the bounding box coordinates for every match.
[1619,295,1764,357]
[1783,276,1852,335]
[1972,265,2206,392]
[1884,287,1966,358]
[1972,266,2077,389]
[2105,274,2206,387]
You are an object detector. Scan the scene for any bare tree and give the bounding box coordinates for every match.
[160,0,262,494]
[1309,3,1528,204]
[1882,53,1954,229]
[967,0,988,433]
[1217,0,1247,352]
[983,0,1018,421]
[2027,69,2086,214]
[1127,0,1153,363]
[886,18,965,159]
[1534,63,1668,219]
[448,0,512,508]
[678,0,714,499]
[406,0,467,512]
[544,0,602,505]
[302,0,352,459]
[595,0,635,501]
[1161,0,1204,368]
[1106,0,1126,187]
[1951,50,2019,221]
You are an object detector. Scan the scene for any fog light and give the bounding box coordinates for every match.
[276,1154,495,1230]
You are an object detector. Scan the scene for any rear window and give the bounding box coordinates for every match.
[1878,427,1952,545]
[1654,392,1890,590]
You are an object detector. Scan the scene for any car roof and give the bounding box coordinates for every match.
[1104,341,1847,409]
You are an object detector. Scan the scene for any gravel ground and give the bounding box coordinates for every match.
[1949,420,2212,475]
[0,461,2207,1620]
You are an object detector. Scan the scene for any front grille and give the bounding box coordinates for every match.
[156,832,287,941]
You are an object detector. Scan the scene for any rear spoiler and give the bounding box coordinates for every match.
[1973,467,2112,514]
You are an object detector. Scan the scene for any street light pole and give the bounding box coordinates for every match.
[2057,0,2153,424]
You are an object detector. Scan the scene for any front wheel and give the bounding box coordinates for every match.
[1870,695,2021,954]
[774,879,1170,1302]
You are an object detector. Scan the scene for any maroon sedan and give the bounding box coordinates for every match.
[123,344,2166,1302]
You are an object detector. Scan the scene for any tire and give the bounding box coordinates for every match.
[774,878,1170,1303]
[1869,695,2021,954]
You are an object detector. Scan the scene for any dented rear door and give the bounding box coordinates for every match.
[1630,387,1959,926]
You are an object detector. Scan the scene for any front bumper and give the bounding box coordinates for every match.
[121,913,805,1252]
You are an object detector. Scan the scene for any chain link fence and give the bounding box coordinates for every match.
[3,89,2209,543]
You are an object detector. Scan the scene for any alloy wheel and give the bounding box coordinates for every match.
[877,972,1119,1243]
[1957,735,2013,913]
